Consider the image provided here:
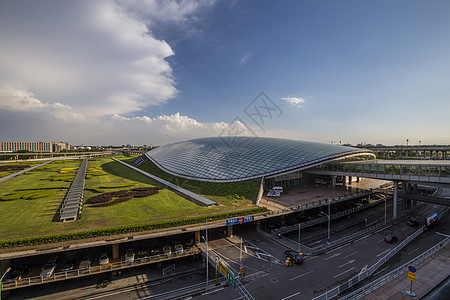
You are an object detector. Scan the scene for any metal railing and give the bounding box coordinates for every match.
[312,225,426,300]
[1,248,200,291]
[338,236,450,300]
[265,191,374,218]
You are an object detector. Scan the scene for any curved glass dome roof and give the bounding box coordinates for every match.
[145,137,375,183]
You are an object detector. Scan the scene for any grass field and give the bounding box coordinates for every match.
[0,155,258,241]
[0,160,49,178]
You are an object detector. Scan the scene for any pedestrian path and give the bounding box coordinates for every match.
[363,244,450,299]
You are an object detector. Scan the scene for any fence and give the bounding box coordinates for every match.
[312,225,425,300]
[338,236,450,300]
[1,248,200,291]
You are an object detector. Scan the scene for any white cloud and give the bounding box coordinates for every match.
[0,0,212,118]
[282,97,306,108]
[0,82,85,121]
[240,53,253,64]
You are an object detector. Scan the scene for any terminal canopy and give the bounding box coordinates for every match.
[146,137,375,183]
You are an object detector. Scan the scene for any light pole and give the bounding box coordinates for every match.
[297,223,301,251]
[384,191,387,224]
[1,267,12,300]
[205,218,212,290]
[320,211,331,244]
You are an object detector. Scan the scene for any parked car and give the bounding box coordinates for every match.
[62,260,74,271]
[284,250,303,264]
[98,253,109,265]
[384,235,398,243]
[184,239,194,250]
[137,250,149,260]
[40,257,58,278]
[407,218,420,227]
[3,266,30,283]
[150,248,162,256]
[124,250,135,263]
[174,243,184,254]
[163,246,172,256]
[79,258,92,270]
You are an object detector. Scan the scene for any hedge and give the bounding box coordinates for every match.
[0,207,268,248]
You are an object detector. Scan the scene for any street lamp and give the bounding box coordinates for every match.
[320,211,331,244]
[1,267,12,300]
[384,191,387,224]
[205,218,212,290]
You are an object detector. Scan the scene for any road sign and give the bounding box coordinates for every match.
[408,265,416,273]
[408,272,416,282]
[227,272,237,289]
[218,261,227,277]
[226,215,254,226]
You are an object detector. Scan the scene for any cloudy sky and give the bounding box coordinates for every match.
[1,0,449,146]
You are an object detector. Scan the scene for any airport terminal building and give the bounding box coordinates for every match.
[144,136,375,190]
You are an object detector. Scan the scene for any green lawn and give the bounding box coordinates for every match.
[0,155,258,241]
[0,160,49,178]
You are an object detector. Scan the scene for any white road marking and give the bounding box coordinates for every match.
[375,225,391,233]
[377,248,391,257]
[353,234,372,243]
[408,247,419,256]
[202,287,225,295]
[310,240,322,245]
[289,270,314,281]
[339,259,356,268]
[401,226,409,231]
[324,253,341,260]
[377,239,385,243]
[281,292,300,300]
[334,267,355,278]
[341,251,358,260]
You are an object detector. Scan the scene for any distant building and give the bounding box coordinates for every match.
[0,141,72,153]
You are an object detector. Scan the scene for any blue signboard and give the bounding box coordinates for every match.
[408,266,416,273]
[226,215,254,226]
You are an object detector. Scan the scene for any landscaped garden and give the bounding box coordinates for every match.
[0,155,264,247]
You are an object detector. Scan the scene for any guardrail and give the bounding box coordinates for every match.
[264,190,374,218]
[338,236,450,300]
[198,243,255,300]
[1,248,200,291]
[312,225,426,300]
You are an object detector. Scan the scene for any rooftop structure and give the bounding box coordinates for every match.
[145,137,375,183]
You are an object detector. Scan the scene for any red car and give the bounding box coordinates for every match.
[384,235,398,243]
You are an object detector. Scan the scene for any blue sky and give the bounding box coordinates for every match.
[0,0,449,146]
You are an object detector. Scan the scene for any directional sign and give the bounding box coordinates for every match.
[227,272,237,289]
[408,272,416,282]
[408,265,416,273]
[226,215,254,226]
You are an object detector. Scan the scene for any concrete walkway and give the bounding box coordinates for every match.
[0,160,52,183]
[363,243,450,299]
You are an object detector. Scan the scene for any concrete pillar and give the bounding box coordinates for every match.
[195,231,201,244]
[393,181,398,218]
[227,225,233,237]
[348,176,352,184]
[112,244,120,260]
[255,177,264,205]
[331,176,336,188]
[356,177,360,183]
[342,176,347,186]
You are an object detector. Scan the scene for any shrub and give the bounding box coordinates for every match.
[0,207,268,248]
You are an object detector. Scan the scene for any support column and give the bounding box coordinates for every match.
[255,177,264,205]
[112,244,120,260]
[342,176,347,187]
[348,176,352,184]
[393,181,398,219]
[195,231,200,244]
[227,225,233,237]
[331,176,336,188]
[356,177,360,183]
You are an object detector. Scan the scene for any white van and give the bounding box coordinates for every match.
[272,187,283,193]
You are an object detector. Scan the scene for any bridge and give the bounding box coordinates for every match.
[306,159,450,217]
[362,145,450,159]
